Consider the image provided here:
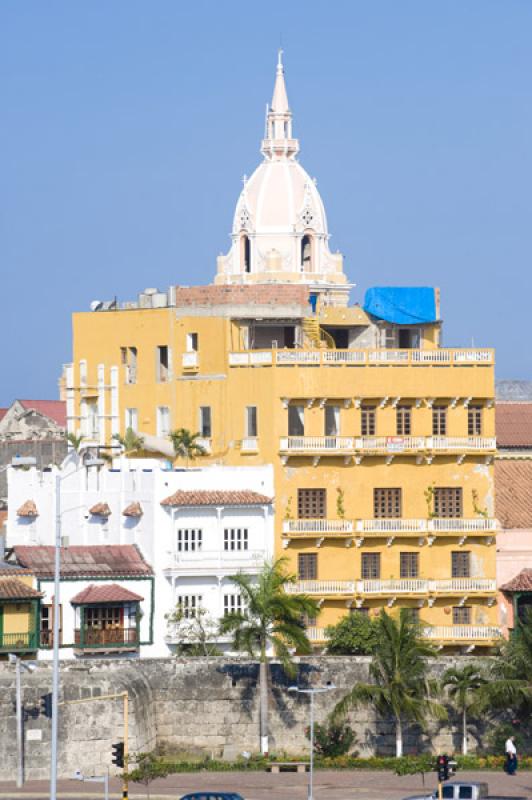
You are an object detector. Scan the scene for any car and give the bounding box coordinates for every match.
[179,794,245,800]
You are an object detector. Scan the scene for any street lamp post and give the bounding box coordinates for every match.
[49,454,104,800]
[8,654,36,787]
[288,683,336,800]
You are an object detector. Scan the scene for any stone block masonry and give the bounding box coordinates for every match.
[0,656,484,780]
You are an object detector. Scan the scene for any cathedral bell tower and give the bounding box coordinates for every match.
[215,52,349,305]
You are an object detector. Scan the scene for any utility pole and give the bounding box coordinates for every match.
[8,653,36,788]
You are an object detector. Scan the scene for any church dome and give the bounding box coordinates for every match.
[232,159,328,236]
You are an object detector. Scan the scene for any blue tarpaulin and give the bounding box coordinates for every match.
[363,287,438,325]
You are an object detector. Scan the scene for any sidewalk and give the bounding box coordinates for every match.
[0,769,530,800]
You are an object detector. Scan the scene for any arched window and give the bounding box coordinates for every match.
[301,234,312,272]
[242,235,251,273]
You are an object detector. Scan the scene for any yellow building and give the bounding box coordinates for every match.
[0,562,42,659]
[66,55,498,651]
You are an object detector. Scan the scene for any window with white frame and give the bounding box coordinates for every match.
[156,345,170,382]
[223,594,243,616]
[157,406,170,437]
[86,400,98,437]
[186,332,199,352]
[224,528,249,551]
[324,405,340,436]
[125,407,138,432]
[177,528,203,552]
[176,595,202,618]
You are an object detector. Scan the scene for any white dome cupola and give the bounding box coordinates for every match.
[215,53,348,298]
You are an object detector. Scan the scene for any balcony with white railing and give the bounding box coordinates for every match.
[428,518,498,533]
[359,578,429,595]
[285,580,356,596]
[196,437,212,454]
[306,626,327,642]
[429,436,496,452]
[163,549,265,575]
[282,519,354,535]
[182,352,199,369]
[423,625,502,642]
[228,348,495,368]
[357,519,427,534]
[282,517,497,540]
[280,436,355,454]
[241,437,259,453]
[355,436,426,453]
[430,577,497,594]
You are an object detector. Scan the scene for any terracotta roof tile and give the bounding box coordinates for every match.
[0,560,32,577]
[89,502,112,517]
[122,502,143,518]
[14,545,153,579]
[500,568,532,593]
[496,403,532,448]
[161,489,272,507]
[17,500,38,518]
[0,409,7,422]
[495,460,532,529]
[70,583,143,604]
[0,577,43,600]
[18,400,67,428]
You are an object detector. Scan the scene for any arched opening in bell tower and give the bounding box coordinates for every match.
[301,234,313,272]
[241,235,251,273]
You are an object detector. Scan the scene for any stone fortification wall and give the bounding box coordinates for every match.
[0,656,483,780]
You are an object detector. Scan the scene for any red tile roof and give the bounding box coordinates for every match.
[0,409,7,422]
[122,502,143,518]
[19,400,66,428]
[161,489,273,507]
[495,460,532,529]
[14,545,153,578]
[17,500,38,517]
[496,403,532,448]
[500,568,532,593]
[0,561,32,577]
[70,583,143,604]
[89,502,112,517]
[0,577,43,600]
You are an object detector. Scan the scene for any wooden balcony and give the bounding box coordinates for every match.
[0,631,38,652]
[74,627,138,650]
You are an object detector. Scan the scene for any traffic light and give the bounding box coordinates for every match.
[40,693,52,718]
[111,741,124,768]
[436,754,449,782]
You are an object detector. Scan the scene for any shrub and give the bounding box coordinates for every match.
[306,721,356,757]
[324,612,380,655]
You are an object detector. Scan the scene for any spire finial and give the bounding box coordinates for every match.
[261,51,299,159]
[277,48,284,70]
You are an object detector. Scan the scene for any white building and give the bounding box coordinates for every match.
[7,454,274,657]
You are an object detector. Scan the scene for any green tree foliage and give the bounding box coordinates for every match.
[169,428,207,465]
[480,609,532,733]
[441,664,487,755]
[333,609,446,757]
[165,606,221,656]
[325,612,380,655]
[219,558,319,755]
[66,432,84,451]
[129,752,171,800]
[112,427,145,455]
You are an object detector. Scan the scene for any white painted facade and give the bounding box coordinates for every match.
[7,455,274,657]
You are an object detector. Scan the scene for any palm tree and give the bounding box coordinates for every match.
[169,428,207,466]
[480,609,532,720]
[112,427,145,455]
[441,664,487,755]
[66,431,84,452]
[333,609,446,757]
[219,558,319,756]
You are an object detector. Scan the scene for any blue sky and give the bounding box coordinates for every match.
[1,1,531,404]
